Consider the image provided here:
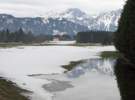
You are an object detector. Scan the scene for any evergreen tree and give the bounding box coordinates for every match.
[16,28,25,42]
[114,0,135,100]
[114,0,135,62]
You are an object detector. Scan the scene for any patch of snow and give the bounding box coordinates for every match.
[42,18,49,24]
[32,58,120,100]
[0,45,118,100]
[54,73,120,100]
[48,41,75,45]
[6,19,14,24]
[52,30,67,36]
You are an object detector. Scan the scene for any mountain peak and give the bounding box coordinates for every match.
[65,8,86,17]
[44,8,87,19]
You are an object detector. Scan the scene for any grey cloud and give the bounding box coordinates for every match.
[0,0,125,17]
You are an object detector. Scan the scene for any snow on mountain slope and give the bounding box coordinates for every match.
[91,9,122,31]
[0,14,89,36]
[44,8,94,27]
[44,8,122,31]
[0,8,122,36]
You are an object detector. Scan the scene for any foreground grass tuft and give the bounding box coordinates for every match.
[0,78,29,100]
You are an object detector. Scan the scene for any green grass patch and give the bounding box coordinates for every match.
[0,78,29,100]
[100,51,120,59]
[62,60,84,72]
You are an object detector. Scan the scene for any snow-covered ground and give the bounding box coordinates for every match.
[0,45,120,100]
[47,41,76,45]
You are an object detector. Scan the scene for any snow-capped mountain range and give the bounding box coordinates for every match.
[91,9,121,31]
[0,8,122,36]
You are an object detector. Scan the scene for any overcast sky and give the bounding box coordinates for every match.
[0,0,126,17]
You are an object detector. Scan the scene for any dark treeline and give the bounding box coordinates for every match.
[0,28,73,43]
[76,31,113,45]
[0,28,53,43]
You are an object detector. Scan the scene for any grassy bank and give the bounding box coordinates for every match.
[0,42,53,48]
[100,51,120,59]
[0,42,103,48]
[0,43,25,48]
[0,78,29,100]
[71,43,101,47]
